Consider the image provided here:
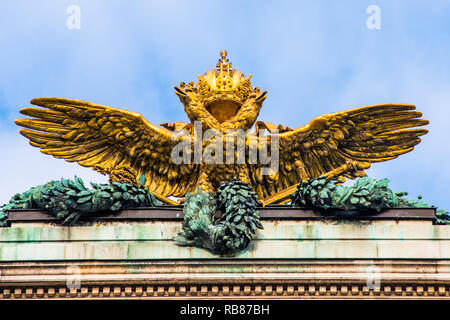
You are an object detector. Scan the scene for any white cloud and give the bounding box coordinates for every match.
[0,131,108,204]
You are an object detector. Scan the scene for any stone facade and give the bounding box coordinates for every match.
[0,207,448,299]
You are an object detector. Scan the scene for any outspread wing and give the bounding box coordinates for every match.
[249,104,429,199]
[15,98,198,197]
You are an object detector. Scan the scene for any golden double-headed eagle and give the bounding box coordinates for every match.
[16,51,429,205]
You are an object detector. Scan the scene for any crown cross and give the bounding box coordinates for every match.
[216,50,233,91]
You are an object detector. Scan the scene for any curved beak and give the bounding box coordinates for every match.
[174,86,187,98]
[255,91,268,104]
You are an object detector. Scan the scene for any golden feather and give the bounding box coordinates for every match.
[251,103,429,202]
[16,97,199,199]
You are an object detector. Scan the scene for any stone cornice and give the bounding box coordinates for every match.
[0,208,448,300]
[0,260,449,299]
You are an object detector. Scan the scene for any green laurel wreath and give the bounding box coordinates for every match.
[1,173,447,255]
[0,174,161,226]
[290,175,449,224]
[174,180,263,255]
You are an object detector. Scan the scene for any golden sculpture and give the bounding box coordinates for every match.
[15,50,429,205]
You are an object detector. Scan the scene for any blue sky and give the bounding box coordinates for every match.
[1,0,449,209]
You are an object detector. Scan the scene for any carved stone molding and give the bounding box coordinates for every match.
[0,260,449,299]
[1,283,448,300]
[0,208,448,300]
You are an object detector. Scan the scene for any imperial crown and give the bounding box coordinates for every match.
[179,50,256,123]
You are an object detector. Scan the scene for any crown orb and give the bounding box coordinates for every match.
[220,50,227,59]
